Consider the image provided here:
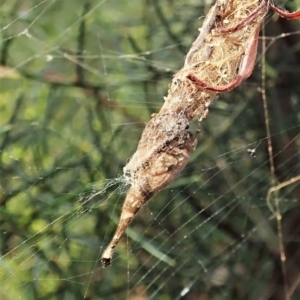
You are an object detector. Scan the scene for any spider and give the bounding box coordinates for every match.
[187,0,300,92]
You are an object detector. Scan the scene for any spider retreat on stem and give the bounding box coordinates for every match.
[187,0,300,92]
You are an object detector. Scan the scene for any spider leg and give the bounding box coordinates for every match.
[269,3,300,20]
[219,1,267,33]
[187,26,260,92]
[187,73,243,92]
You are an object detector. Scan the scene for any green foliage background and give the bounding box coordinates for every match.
[1,0,300,299]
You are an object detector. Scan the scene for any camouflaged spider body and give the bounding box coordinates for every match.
[102,111,197,267]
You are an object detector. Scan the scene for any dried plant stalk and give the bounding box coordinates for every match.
[101,0,268,267]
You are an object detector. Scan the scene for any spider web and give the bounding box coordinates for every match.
[1,0,300,299]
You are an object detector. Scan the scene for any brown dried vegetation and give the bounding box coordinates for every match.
[101,0,269,267]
